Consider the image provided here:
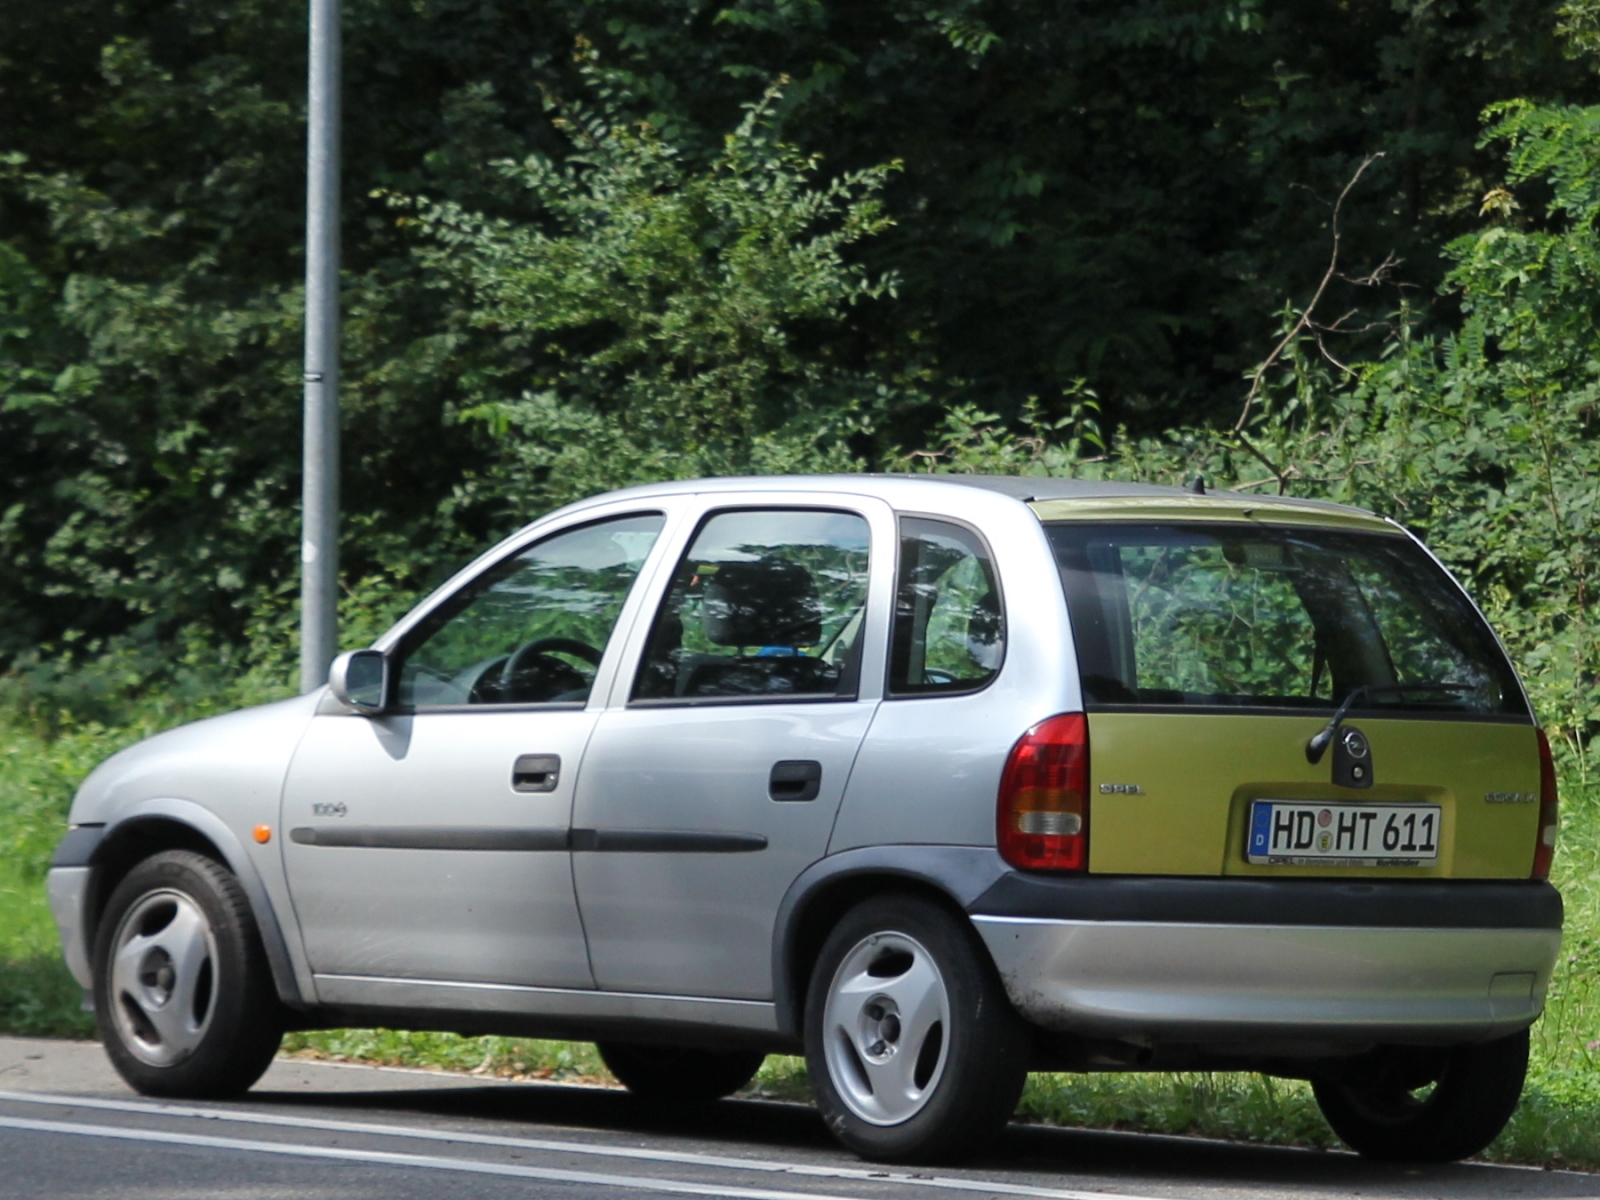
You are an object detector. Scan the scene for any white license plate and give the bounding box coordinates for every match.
[1247,801,1441,866]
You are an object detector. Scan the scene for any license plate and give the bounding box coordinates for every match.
[1247,801,1441,866]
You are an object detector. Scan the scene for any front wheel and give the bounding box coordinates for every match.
[804,894,1030,1163]
[93,850,284,1098]
[1312,1030,1529,1162]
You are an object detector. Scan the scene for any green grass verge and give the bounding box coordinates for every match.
[4,713,1597,1167]
[0,720,136,1038]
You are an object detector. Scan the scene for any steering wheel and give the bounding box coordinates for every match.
[500,636,604,690]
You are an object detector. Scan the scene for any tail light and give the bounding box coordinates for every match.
[998,713,1089,872]
[1533,729,1560,880]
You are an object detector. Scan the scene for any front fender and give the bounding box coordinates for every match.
[91,798,308,1008]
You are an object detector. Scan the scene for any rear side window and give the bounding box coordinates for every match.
[633,508,870,702]
[1047,523,1526,717]
[889,518,1004,696]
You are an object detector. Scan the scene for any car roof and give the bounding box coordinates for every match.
[576,473,1396,533]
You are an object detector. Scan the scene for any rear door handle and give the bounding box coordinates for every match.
[769,760,822,802]
[512,754,561,793]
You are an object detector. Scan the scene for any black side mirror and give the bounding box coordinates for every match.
[328,649,389,715]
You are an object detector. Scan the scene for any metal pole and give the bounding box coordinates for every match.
[300,0,341,693]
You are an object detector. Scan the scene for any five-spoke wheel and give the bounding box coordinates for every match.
[804,894,1030,1162]
[93,850,284,1098]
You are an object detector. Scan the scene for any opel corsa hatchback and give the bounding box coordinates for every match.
[49,476,1563,1164]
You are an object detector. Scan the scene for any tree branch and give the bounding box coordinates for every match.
[1233,153,1385,434]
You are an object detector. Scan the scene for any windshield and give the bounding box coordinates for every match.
[1046,523,1527,717]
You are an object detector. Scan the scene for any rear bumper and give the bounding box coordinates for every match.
[969,876,1563,1044]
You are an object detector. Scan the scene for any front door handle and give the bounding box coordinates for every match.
[512,754,561,793]
[769,760,822,802]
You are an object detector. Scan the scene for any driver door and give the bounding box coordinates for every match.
[281,509,667,994]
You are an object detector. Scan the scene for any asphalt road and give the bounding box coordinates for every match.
[1,1036,1595,1200]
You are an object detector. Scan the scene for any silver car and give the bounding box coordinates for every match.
[49,475,1563,1163]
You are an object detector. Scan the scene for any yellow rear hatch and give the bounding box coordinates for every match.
[1087,712,1541,878]
[1038,508,1543,881]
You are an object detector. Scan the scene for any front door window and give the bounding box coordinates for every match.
[396,513,665,708]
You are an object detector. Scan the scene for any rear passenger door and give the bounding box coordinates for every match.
[571,497,892,999]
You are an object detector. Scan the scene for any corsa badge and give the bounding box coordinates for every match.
[1484,791,1536,804]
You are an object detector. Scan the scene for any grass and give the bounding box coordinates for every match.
[3,710,1597,1167]
[0,720,141,1039]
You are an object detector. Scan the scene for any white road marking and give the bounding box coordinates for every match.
[0,1113,867,1200]
[0,1089,1170,1200]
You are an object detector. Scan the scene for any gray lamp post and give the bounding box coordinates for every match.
[300,0,341,693]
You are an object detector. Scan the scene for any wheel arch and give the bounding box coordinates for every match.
[87,800,306,1008]
[771,846,1011,1040]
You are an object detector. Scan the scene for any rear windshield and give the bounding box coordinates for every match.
[1046,523,1527,717]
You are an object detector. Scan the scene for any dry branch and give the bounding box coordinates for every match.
[1233,153,1385,435]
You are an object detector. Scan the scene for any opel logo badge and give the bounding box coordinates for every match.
[1341,729,1369,759]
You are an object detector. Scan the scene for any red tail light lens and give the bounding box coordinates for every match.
[1533,729,1560,880]
[998,713,1089,872]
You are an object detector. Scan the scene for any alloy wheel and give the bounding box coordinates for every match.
[821,930,951,1126]
[108,889,219,1067]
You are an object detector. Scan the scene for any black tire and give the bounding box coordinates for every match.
[92,849,284,1098]
[597,1042,766,1102]
[1312,1029,1529,1162]
[803,893,1031,1163]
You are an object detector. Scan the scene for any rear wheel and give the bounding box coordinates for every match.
[1312,1030,1529,1162]
[597,1042,766,1102]
[93,850,284,1098]
[804,894,1030,1163]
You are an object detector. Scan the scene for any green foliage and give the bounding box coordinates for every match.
[1019,1072,1337,1150]
[0,717,135,1037]
[577,0,1599,421]
[404,74,909,511]
[909,93,1600,771]
[281,1028,610,1081]
[6,0,1600,687]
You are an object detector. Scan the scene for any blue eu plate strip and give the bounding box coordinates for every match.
[1248,801,1273,857]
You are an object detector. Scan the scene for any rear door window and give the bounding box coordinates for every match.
[632,508,871,701]
[1047,523,1526,717]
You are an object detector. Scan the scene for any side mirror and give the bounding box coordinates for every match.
[328,649,389,715]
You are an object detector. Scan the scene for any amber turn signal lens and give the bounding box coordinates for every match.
[253,824,272,844]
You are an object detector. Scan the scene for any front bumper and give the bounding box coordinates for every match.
[47,867,94,989]
[969,876,1563,1044]
[46,826,106,991]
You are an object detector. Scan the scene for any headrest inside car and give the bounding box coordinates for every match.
[702,559,823,648]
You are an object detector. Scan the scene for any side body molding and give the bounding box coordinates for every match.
[769,845,1010,1038]
[99,798,308,1008]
